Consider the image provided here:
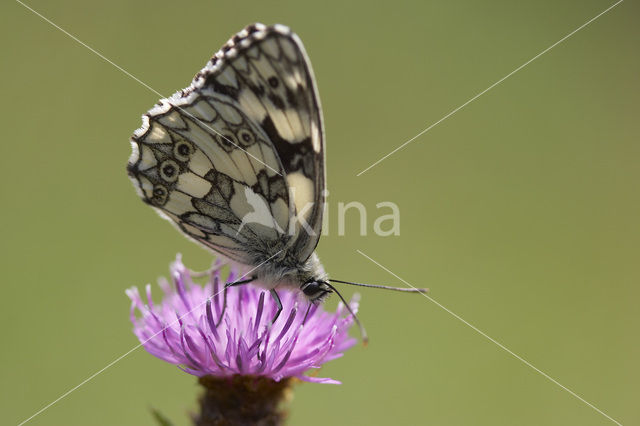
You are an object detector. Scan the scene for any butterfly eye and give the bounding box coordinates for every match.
[159,160,180,183]
[174,141,194,162]
[237,129,256,147]
[268,76,279,88]
[301,281,321,297]
[151,185,168,206]
[215,131,238,152]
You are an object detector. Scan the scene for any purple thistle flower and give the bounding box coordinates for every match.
[127,255,359,385]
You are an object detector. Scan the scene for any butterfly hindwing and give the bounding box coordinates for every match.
[128,24,325,267]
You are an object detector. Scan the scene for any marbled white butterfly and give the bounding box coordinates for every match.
[127,23,426,339]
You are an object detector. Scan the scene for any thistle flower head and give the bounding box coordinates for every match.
[127,256,358,384]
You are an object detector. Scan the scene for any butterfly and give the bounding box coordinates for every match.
[127,23,425,338]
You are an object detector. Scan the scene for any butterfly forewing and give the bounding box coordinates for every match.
[128,23,325,268]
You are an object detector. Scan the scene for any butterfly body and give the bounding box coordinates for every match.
[128,23,332,302]
[250,251,330,299]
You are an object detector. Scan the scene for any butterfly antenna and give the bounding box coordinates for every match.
[324,282,368,346]
[329,279,428,294]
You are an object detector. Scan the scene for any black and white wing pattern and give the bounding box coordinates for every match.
[127,23,325,267]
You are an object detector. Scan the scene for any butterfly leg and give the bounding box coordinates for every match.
[302,302,313,325]
[268,289,283,326]
[215,277,255,327]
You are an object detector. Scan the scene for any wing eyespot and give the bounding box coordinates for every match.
[215,131,239,152]
[237,129,256,147]
[159,159,180,182]
[174,140,194,162]
[268,76,279,88]
[151,185,169,206]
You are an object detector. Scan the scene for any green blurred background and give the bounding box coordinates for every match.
[1,0,638,425]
